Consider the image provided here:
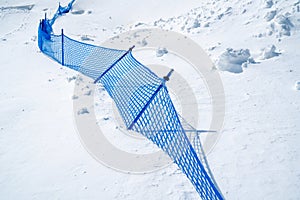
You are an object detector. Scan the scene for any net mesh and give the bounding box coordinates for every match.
[37,1,224,199]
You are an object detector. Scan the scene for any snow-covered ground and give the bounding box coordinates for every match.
[0,0,299,199]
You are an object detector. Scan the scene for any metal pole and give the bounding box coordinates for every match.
[61,29,64,66]
[94,45,135,84]
[163,69,174,81]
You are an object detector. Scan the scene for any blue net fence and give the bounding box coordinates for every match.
[38,1,224,199]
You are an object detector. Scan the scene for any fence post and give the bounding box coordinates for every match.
[93,45,135,84]
[61,29,64,66]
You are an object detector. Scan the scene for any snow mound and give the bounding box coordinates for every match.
[156,47,168,57]
[295,81,300,90]
[217,48,252,73]
[260,45,280,60]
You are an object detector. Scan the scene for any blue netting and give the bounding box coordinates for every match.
[49,0,76,26]
[100,52,163,128]
[37,1,224,199]
[38,21,126,80]
[63,35,126,79]
[125,78,221,200]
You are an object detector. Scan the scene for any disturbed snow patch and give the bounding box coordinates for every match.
[260,45,280,60]
[264,10,277,22]
[217,48,253,73]
[156,47,168,57]
[71,10,85,15]
[0,4,34,11]
[274,14,294,36]
[81,35,94,41]
[137,38,148,47]
[77,107,89,115]
[264,0,274,8]
[67,75,77,82]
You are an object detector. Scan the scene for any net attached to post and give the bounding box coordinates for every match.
[37,1,224,199]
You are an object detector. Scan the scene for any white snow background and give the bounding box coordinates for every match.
[0,0,299,199]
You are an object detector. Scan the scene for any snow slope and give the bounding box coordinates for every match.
[0,0,299,199]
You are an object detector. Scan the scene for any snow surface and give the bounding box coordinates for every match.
[0,0,300,199]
